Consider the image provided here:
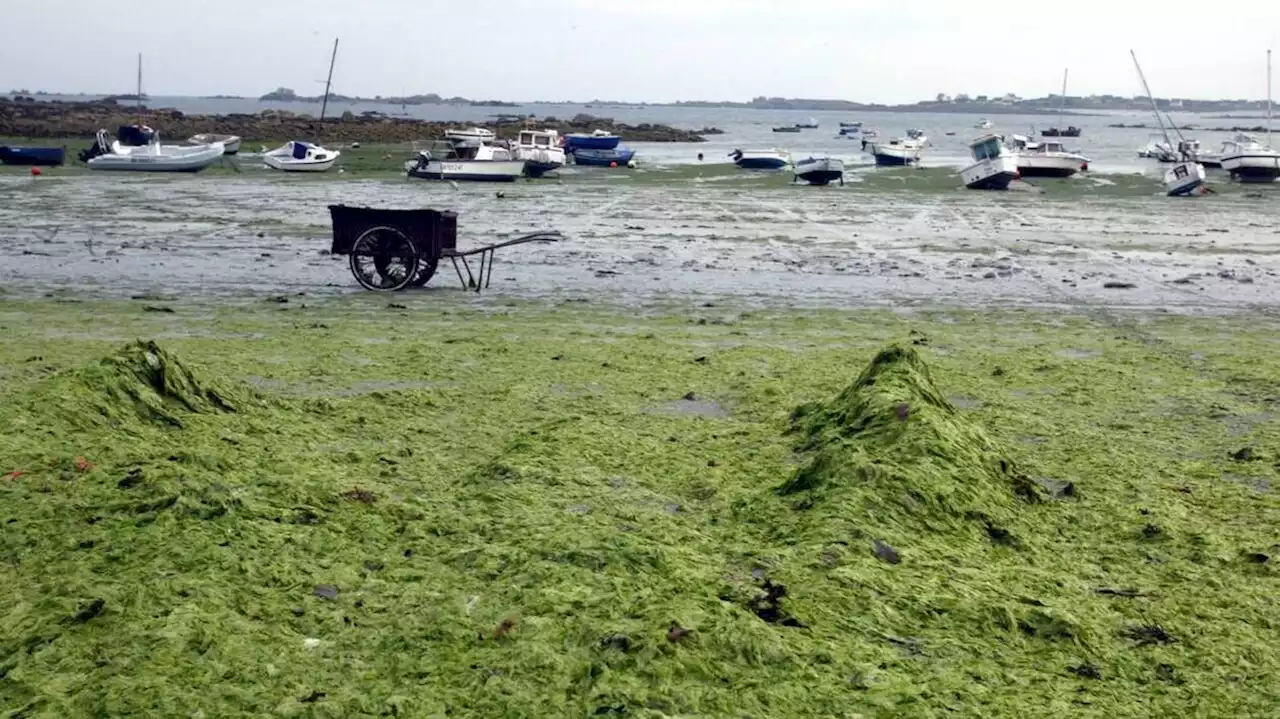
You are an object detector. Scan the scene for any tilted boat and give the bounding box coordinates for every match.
[188,133,242,155]
[794,156,844,186]
[81,129,224,172]
[869,136,923,166]
[730,148,791,170]
[1007,134,1090,177]
[564,129,621,151]
[406,138,525,182]
[1130,50,1205,196]
[570,148,637,167]
[512,129,566,177]
[0,145,65,166]
[960,134,1019,190]
[263,141,340,172]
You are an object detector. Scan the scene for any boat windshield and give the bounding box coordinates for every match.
[971,137,1002,160]
[1043,142,1065,153]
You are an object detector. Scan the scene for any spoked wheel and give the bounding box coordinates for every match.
[349,226,420,292]
[408,257,439,287]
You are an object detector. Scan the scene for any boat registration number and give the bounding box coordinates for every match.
[441,163,468,173]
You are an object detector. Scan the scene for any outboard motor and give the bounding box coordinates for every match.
[78,129,112,163]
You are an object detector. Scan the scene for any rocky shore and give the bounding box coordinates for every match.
[0,97,709,143]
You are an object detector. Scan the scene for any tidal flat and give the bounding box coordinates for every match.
[2,298,1278,717]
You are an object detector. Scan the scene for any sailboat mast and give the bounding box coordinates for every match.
[319,38,339,124]
[1268,49,1272,146]
[136,53,143,124]
[1059,68,1067,129]
[1130,50,1172,147]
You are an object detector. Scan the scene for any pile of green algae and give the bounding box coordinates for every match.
[1,309,1278,717]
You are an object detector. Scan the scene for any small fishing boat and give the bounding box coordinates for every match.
[773,126,802,133]
[1007,134,1090,177]
[0,145,65,166]
[794,156,844,186]
[839,121,862,129]
[81,129,224,172]
[564,129,621,151]
[406,138,525,181]
[188,133,241,155]
[444,127,496,142]
[960,134,1019,190]
[263,141,341,172]
[869,137,923,166]
[570,147,637,167]
[837,126,862,139]
[512,129,566,177]
[795,118,820,129]
[1220,135,1280,182]
[975,118,994,130]
[730,148,791,170]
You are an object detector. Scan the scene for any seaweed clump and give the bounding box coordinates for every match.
[782,345,1042,533]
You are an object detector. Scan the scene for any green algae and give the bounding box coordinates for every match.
[1,299,1278,717]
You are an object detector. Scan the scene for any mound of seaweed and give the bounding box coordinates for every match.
[782,345,1042,533]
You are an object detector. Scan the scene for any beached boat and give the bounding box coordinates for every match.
[512,129,566,177]
[81,129,224,172]
[907,128,928,144]
[794,156,844,186]
[869,137,923,166]
[975,118,994,130]
[444,127,497,142]
[730,149,791,170]
[188,133,241,155]
[1130,50,1205,197]
[1007,134,1090,177]
[564,129,621,151]
[263,141,340,172]
[0,145,65,166]
[570,148,637,167]
[406,138,525,181]
[1220,135,1280,182]
[960,134,1019,190]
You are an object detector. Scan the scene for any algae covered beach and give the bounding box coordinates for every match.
[1,296,1279,716]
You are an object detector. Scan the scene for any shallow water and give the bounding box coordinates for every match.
[1,173,1277,310]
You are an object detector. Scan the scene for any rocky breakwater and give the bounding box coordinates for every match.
[0,98,708,143]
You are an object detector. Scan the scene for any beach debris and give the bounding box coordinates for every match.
[341,488,377,504]
[493,618,517,640]
[1069,662,1102,679]
[1124,624,1176,647]
[71,598,107,623]
[1231,446,1257,462]
[666,623,693,644]
[872,539,902,565]
[313,584,340,601]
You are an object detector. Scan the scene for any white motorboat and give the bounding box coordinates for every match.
[444,126,497,142]
[794,156,844,186]
[1130,50,1206,197]
[1007,134,1090,177]
[512,129,566,178]
[1220,135,1280,182]
[1197,142,1226,169]
[869,137,923,166]
[960,134,1019,190]
[406,138,525,182]
[263,141,340,172]
[730,148,791,170]
[188,133,241,155]
[975,118,994,130]
[82,129,224,172]
[906,128,928,144]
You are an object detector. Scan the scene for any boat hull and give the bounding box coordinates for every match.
[0,146,65,166]
[564,135,621,151]
[873,152,914,166]
[797,170,843,185]
[735,157,788,170]
[523,160,563,178]
[1221,154,1280,182]
[961,155,1019,190]
[189,134,241,155]
[1164,162,1206,196]
[264,156,338,172]
[87,144,224,172]
[795,158,844,185]
[408,160,525,182]
[571,149,636,167]
[1015,155,1086,178]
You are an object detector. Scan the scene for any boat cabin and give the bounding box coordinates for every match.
[441,138,512,162]
[517,130,560,149]
[969,134,1006,161]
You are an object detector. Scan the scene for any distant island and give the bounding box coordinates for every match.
[258,87,516,107]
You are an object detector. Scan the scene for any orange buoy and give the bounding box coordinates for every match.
[609,161,618,168]
[30,167,41,176]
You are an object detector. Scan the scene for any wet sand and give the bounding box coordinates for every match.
[2,174,1277,310]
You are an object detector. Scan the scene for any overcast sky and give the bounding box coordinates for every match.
[3,0,1278,103]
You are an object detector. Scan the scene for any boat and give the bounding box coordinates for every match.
[794,156,844,186]
[907,128,928,144]
[839,121,862,128]
[869,136,923,166]
[188,133,241,155]
[570,147,637,167]
[1042,126,1082,138]
[960,134,1019,190]
[1221,51,1279,182]
[1196,144,1225,169]
[263,141,340,172]
[564,129,621,151]
[1006,134,1090,177]
[837,126,862,139]
[0,145,65,166]
[81,129,224,172]
[1040,69,1082,139]
[1130,50,1205,197]
[795,118,820,129]
[512,129,566,177]
[773,126,802,133]
[729,149,791,170]
[1137,134,1173,159]
[975,118,994,129]
[406,138,525,181]
[444,127,497,142]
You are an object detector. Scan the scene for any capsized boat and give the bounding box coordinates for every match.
[1007,134,1090,177]
[263,141,340,172]
[960,134,1018,190]
[570,147,637,167]
[406,138,525,181]
[188,133,241,155]
[794,156,844,186]
[869,136,923,166]
[730,148,790,170]
[512,129,566,177]
[81,129,224,172]
[564,129,621,151]
[0,145,65,166]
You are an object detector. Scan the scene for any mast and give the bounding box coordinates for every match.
[319,38,339,124]
[1130,50,1173,148]
[136,53,143,124]
[1059,68,1068,129]
[1268,49,1272,146]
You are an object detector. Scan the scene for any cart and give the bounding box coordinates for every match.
[328,204,563,292]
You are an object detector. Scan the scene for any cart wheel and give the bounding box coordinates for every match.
[409,256,439,287]
[349,226,419,292]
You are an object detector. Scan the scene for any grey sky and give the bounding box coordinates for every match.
[3,0,1278,103]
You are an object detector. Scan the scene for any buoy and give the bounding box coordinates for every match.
[697,153,704,162]
[627,160,637,169]
[30,167,41,177]
[610,161,618,168]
